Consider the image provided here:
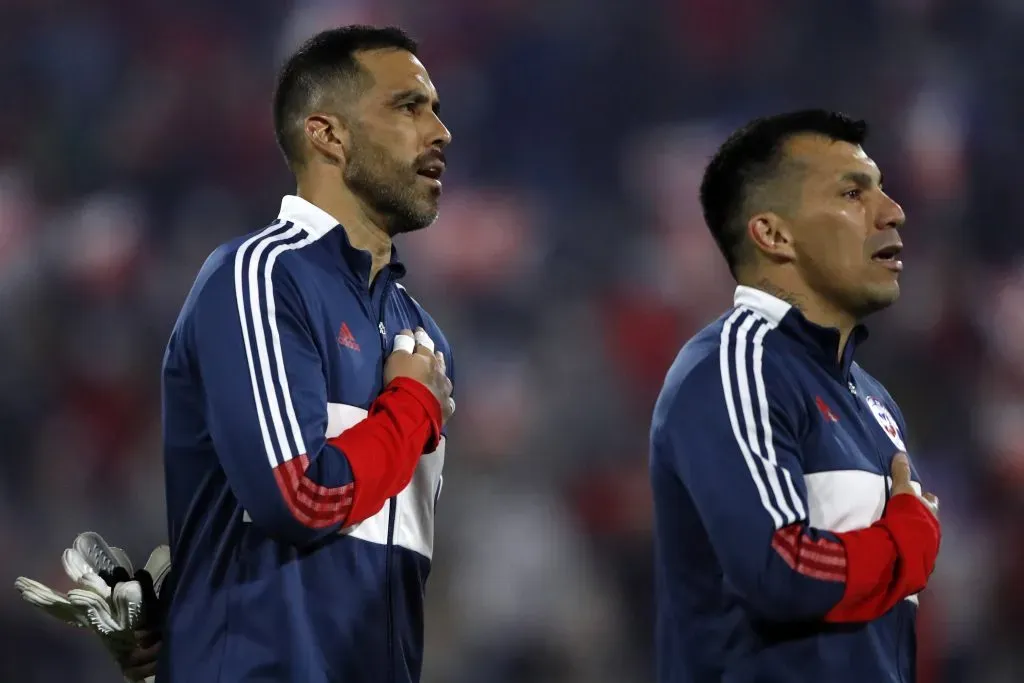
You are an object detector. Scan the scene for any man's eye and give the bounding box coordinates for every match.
[844,188,862,200]
[402,102,418,113]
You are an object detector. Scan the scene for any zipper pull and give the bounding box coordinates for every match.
[848,381,857,396]
[378,321,386,339]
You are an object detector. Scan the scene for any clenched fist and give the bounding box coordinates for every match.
[384,327,455,425]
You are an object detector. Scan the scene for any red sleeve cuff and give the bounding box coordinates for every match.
[826,523,898,622]
[882,494,941,581]
[826,494,940,623]
[386,377,443,451]
[329,378,442,525]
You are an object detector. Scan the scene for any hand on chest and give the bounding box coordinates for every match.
[322,292,425,407]
[802,388,921,533]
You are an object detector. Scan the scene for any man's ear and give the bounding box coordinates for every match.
[304,113,350,166]
[748,213,797,263]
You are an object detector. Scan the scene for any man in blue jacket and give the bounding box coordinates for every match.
[156,25,455,683]
[649,110,941,683]
[16,24,456,683]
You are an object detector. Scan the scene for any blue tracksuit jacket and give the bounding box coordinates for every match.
[158,195,452,683]
[650,285,928,683]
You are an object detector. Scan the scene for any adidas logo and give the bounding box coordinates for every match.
[815,396,839,423]
[337,322,360,351]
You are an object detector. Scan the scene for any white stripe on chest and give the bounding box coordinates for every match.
[804,469,923,605]
[326,402,445,560]
[241,402,445,560]
[804,469,921,532]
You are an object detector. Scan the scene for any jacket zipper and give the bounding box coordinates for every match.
[847,379,890,497]
[376,272,397,683]
[848,376,905,681]
[894,607,906,682]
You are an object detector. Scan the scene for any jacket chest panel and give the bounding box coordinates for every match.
[799,372,915,533]
[307,278,421,410]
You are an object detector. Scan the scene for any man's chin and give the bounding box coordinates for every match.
[856,282,901,317]
[387,205,439,236]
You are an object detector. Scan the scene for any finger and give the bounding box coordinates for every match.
[435,350,446,374]
[135,629,160,648]
[123,662,157,680]
[922,492,939,509]
[446,397,456,418]
[124,641,161,667]
[393,331,415,354]
[414,327,435,353]
[890,452,911,486]
[124,662,157,675]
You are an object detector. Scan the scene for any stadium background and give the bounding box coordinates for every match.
[2,0,1022,681]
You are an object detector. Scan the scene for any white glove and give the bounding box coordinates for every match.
[15,532,132,629]
[14,532,170,682]
[12,575,92,628]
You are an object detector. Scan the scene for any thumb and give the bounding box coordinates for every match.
[890,452,911,487]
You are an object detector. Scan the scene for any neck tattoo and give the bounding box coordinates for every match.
[754,279,805,309]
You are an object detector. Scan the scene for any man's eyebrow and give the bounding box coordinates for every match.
[840,170,883,188]
[388,89,440,113]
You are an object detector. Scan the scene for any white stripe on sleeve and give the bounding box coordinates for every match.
[738,317,799,525]
[245,224,305,465]
[233,221,327,468]
[720,309,807,529]
[720,309,785,529]
[260,235,318,462]
[233,221,287,469]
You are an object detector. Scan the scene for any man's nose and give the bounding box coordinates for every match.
[878,193,905,231]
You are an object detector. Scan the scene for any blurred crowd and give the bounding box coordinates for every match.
[1,0,1023,681]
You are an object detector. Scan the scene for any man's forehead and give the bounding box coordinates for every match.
[357,49,436,96]
[784,134,880,181]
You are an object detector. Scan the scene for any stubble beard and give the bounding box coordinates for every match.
[800,258,900,322]
[343,133,439,236]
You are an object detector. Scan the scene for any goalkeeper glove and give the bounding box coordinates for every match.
[14,532,170,679]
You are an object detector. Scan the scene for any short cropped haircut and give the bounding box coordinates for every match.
[699,109,868,277]
[273,25,419,167]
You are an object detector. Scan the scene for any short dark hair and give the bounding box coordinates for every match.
[273,25,419,167]
[699,109,868,276]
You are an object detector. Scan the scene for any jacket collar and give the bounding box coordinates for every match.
[733,285,869,381]
[277,195,406,283]
[278,194,340,239]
